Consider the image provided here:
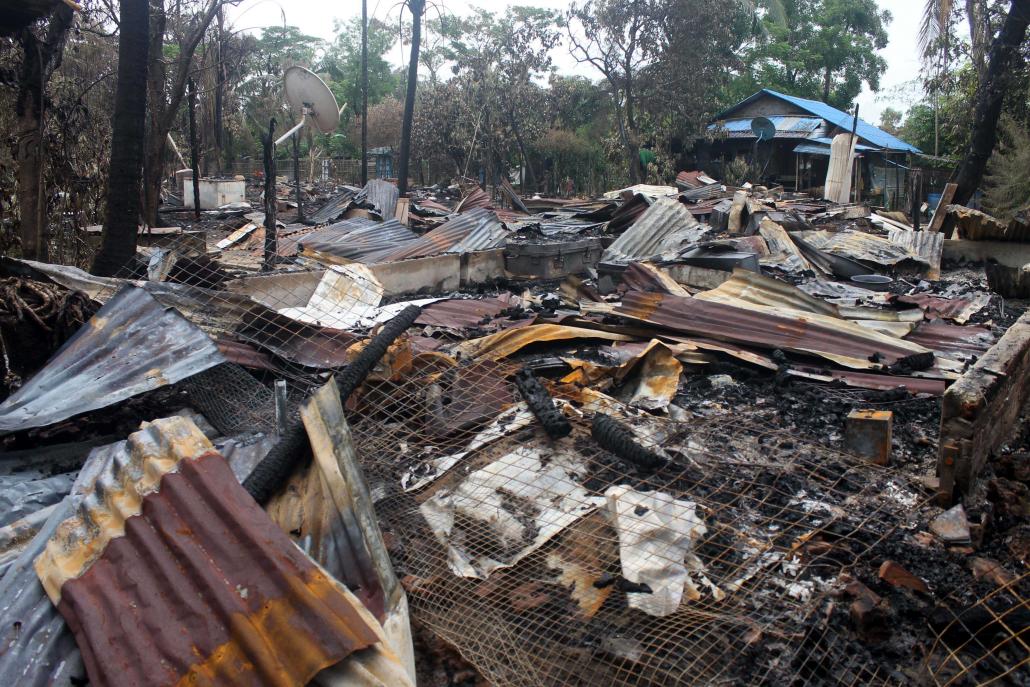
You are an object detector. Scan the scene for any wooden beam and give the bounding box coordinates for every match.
[927,182,957,233]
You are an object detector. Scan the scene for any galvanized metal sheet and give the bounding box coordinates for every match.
[0,286,225,434]
[887,229,944,280]
[300,219,420,264]
[356,179,400,220]
[35,416,381,687]
[602,197,706,264]
[308,188,358,224]
[379,208,507,262]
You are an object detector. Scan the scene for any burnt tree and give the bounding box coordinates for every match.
[142,0,226,228]
[93,0,150,276]
[398,0,425,197]
[14,4,74,262]
[953,0,1030,207]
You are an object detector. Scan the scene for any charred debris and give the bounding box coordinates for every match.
[1,171,1029,687]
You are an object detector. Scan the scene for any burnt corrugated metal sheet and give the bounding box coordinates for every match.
[300,218,420,264]
[456,187,492,213]
[602,197,706,264]
[0,286,225,434]
[35,416,381,687]
[238,302,360,368]
[888,229,943,280]
[356,179,400,220]
[794,230,925,268]
[379,208,507,262]
[308,188,358,224]
[0,437,129,687]
[615,290,936,369]
[416,295,520,329]
[904,321,995,357]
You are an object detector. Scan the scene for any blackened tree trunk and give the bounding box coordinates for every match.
[953,0,1030,207]
[92,0,150,277]
[14,5,74,262]
[187,76,201,219]
[142,0,226,227]
[261,119,277,271]
[397,0,425,196]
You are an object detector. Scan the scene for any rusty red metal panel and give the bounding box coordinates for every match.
[455,187,492,213]
[904,321,995,357]
[41,445,379,687]
[616,291,930,366]
[415,295,520,329]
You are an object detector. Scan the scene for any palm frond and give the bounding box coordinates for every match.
[918,0,953,56]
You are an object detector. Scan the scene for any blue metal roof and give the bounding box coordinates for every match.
[708,115,823,138]
[716,89,921,154]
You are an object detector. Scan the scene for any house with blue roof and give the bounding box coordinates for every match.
[703,89,922,208]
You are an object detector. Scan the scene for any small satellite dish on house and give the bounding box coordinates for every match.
[275,66,343,145]
[751,117,776,142]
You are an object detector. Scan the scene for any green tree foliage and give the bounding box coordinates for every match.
[879,107,902,135]
[743,0,890,109]
[983,116,1030,220]
[322,18,401,128]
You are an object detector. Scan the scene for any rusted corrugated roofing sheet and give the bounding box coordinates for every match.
[416,295,521,329]
[0,286,225,434]
[308,188,357,224]
[888,229,943,280]
[356,179,400,220]
[299,218,420,264]
[602,197,706,264]
[615,291,937,369]
[238,302,360,368]
[794,229,926,268]
[35,416,381,687]
[215,335,277,371]
[894,292,991,324]
[456,187,492,213]
[378,208,507,262]
[0,437,131,687]
[904,321,995,357]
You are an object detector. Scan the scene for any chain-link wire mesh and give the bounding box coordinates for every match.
[334,350,1030,687]
[10,199,1028,686]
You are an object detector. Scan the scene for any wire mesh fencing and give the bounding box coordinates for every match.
[10,211,1028,687]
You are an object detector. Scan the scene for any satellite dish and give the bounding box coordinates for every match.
[276,66,343,145]
[751,117,776,142]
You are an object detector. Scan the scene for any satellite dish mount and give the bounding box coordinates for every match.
[750,117,776,183]
[275,66,344,146]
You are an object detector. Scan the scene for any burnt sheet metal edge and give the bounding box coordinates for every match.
[415,295,519,329]
[301,219,421,264]
[356,179,400,220]
[297,380,416,680]
[378,208,507,263]
[35,416,382,687]
[615,290,938,370]
[602,197,704,264]
[308,188,358,224]
[887,229,943,280]
[0,286,226,434]
[0,437,130,687]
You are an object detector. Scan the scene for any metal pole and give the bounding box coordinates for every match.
[292,133,304,222]
[361,0,368,187]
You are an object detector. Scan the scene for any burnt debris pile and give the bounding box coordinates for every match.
[1,174,1029,687]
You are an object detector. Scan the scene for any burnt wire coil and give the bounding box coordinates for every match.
[591,412,666,471]
[514,368,572,439]
[243,304,423,504]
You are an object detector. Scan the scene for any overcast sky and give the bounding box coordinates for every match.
[229,0,925,124]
